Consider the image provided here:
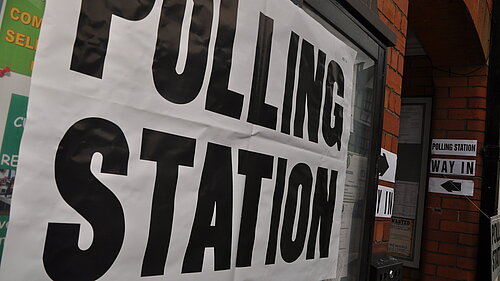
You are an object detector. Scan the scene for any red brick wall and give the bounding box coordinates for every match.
[420,65,486,281]
[373,0,409,253]
[377,0,490,278]
[400,56,487,281]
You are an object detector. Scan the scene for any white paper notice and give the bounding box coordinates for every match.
[0,0,357,280]
[399,105,423,144]
[431,139,477,156]
[379,148,397,183]
[388,218,414,258]
[344,153,368,203]
[428,177,474,196]
[392,181,419,219]
[375,186,394,218]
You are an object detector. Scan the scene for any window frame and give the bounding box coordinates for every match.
[299,0,392,279]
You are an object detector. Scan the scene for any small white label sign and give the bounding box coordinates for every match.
[376,186,394,218]
[428,177,474,196]
[429,158,476,176]
[431,139,477,156]
[379,148,397,183]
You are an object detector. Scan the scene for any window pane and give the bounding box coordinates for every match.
[304,6,378,281]
[359,0,378,12]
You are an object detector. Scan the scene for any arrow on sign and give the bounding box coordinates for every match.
[378,153,389,176]
[441,180,462,192]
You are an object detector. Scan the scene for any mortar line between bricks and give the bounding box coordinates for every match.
[389,0,407,16]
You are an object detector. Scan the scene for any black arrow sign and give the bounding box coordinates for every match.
[378,153,389,177]
[441,180,462,192]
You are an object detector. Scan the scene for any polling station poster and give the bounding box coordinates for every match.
[0,0,356,280]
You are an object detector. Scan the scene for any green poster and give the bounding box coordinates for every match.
[0,215,7,263]
[0,94,28,170]
[0,0,45,76]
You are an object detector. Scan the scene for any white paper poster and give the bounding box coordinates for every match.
[379,148,397,183]
[388,218,414,258]
[0,0,357,280]
[375,185,394,218]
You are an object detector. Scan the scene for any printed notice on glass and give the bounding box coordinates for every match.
[389,218,414,258]
[393,181,419,219]
[399,105,423,144]
[344,153,368,203]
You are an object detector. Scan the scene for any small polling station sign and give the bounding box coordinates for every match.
[431,139,477,157]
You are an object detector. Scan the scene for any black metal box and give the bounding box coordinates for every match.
[370,254,403,281]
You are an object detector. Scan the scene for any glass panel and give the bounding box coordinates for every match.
[336,49,376,281]
[360,0,378,13]
[390,99,432,268]
[304,6,379,281]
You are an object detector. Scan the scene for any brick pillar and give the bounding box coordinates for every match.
[401,56,487,280]
[399,52,489,281]
[417,65,487,281]
[374,0,409,253]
